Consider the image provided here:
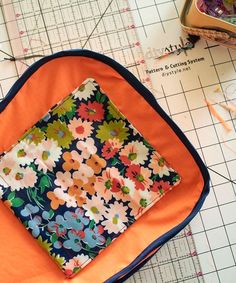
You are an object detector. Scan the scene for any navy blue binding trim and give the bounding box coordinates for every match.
[0,50,210,282]
[116,248,158,283]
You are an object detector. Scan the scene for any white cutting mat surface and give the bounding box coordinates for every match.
[0,0,236,282]
[129,1,236,282]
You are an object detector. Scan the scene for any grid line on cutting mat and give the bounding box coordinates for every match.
[0,0,223,282]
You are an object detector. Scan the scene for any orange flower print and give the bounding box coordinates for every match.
[68,179,83,196]
[86,154,106,174]
[75,193,87,207]
[47,190,65,210]
[62,151,82,171]
[68,182,86,207]
[83,176,96,195]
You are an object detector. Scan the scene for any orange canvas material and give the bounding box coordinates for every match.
[0,55,206,283]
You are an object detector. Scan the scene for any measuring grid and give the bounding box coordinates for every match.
[129,0,236,282]
[1,0,236,282]
[2,0,149,81]
[127,226,204,283]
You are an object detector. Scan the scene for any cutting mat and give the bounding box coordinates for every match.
[0,2,204,282]
[0,0,236,282]
[129,1,236,282]
[1,0,151,85]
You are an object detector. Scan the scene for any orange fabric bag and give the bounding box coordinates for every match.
[0,50,209,283]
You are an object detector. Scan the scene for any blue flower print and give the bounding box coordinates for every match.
[28,215,42,238]
[64,208,89,231]
[21,204,39,217]
[20,204,42,238]
[47,215,67,237]
[63,230,83,252]
[83,226,106,248]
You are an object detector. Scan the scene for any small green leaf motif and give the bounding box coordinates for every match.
[41,126,48,132]
[106,113,113,120]
[106,237,112,247]
[172,174,180,182]
[29,163,37,171]
[39,175,51,194]
[66,107,76,120]
[99,95,106,103]
[11,198,24,207]
[89,252,96,259]
[143,139,153,150]
[51,233,58,244]
[95,90,107,104]
[48,209,54,219]
[89,220,95,229]
[73,267,81,273]
[60,116,65,122]
[7,191,15,201]
[111,157,120,166]
[151,175,156,181]
[85,244,91,251]
[96,91,102,102]
[31,189,37,199]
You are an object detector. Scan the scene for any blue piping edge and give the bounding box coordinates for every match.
[115,247,160,283]
[0,50,210,282]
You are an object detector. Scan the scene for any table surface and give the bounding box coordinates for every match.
[0,1,236,282]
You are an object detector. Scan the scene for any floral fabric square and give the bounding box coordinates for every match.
[0,78,180,277]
